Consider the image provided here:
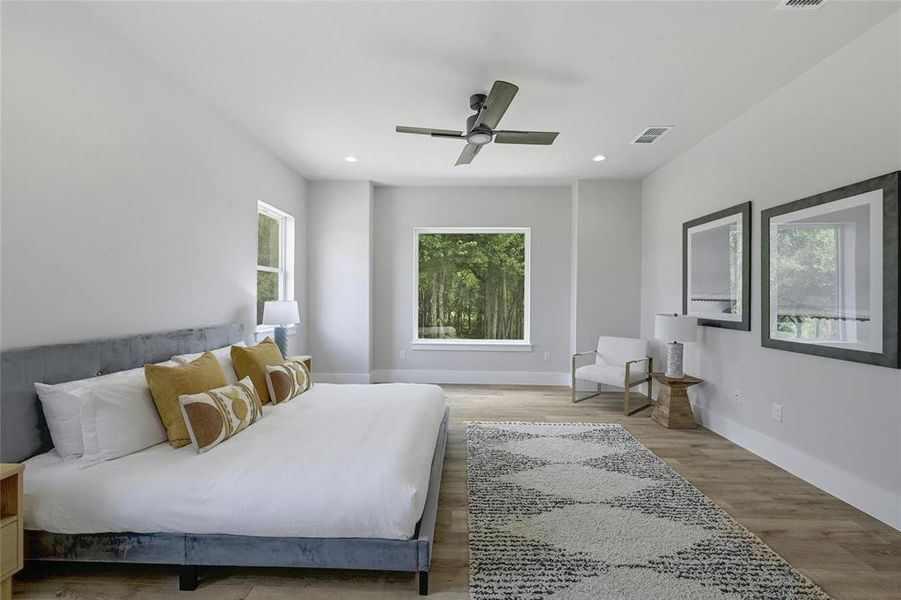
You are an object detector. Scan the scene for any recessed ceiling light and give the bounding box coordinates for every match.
[345,156,358,163]
[592,155,606,162]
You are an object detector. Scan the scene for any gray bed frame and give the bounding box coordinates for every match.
[0,324,447,595]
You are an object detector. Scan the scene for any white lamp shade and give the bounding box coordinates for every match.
[262,301,300,326]
[654,314,698,343]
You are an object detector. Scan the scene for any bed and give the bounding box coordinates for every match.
[0,324,448,595]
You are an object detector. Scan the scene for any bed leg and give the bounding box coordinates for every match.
[418,570,429,595]
[179,565,199,591]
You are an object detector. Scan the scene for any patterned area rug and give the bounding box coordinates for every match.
[467,422,831,600]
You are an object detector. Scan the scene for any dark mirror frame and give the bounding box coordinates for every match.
[682,201,752,331]
[761,171,899,368]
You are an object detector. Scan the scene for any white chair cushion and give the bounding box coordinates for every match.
[596,336,649,367]
[575,364,647,387]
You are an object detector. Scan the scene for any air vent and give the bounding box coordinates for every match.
[777,0,827,9]
[631,126,672,145]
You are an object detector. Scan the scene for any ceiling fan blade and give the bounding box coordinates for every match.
[481,81,519,130]
[455,143,482,166]
[494,130,559,145]
[431,131,465,139]
[396,126,463,138]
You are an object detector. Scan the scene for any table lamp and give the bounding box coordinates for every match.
[262,300,300,358]
[654,313,698,379]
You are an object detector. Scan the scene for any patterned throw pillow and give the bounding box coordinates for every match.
[265,360,312,404]
[179,377,263,453]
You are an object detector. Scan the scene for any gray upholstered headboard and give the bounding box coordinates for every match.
[0,323,245,463]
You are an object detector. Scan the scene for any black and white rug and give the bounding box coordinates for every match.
[466,422,831,600]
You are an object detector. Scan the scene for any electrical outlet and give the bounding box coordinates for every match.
[771,403,783,422]
[731,389,742,404]
[400,350,406,361]
[543,351,551,362]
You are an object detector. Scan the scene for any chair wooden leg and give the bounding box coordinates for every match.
[572,388,602,403]
[625,379,654,416]
[571,357,601,403]
[571,364,577,403]
[571,380,602,403]
[571,356,576,403]
[625,387,653,415]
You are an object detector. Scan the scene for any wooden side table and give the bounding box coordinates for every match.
[1,463,24,600]
[650,373,703,429]
[287,355,313,374]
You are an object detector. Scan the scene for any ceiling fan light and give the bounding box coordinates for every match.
[467,131,493,145]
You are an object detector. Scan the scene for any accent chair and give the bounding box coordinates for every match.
[571,336,653,415]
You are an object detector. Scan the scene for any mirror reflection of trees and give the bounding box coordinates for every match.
[773,225,845,341]
[729,226,743,316]
[418,233,526,340]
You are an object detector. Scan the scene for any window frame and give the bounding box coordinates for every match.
[256,201,295,335]
[412,227,532,350]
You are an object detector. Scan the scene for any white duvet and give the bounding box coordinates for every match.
[23,383,447,540]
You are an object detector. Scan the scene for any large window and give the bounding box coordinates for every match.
[414,228,530,345]
[257,201,293,326]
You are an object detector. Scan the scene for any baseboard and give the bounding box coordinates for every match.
[696,406,900,531]
[314,373,371,384]
[371,369,570,386]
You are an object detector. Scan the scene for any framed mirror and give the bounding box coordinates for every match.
[762,172,899,368]
[683,202,751,331]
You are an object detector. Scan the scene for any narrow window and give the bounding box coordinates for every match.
[257,202,293,326]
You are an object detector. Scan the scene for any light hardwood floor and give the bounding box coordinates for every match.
[15,385,901,600]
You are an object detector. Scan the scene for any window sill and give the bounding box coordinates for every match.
[255,324,297,342]
[411,340,532,352]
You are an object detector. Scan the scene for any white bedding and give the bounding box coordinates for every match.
[24,383,447,541]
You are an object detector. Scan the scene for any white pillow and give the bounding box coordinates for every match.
[34,383,89,460]
[34,362,177,460]
[172,343,246,385]
[79,378,167,469]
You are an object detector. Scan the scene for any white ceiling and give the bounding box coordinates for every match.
[83,1,899,185]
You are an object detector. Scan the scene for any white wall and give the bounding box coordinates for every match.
[640,13,901,529]
[307,181,373,381]
[571,181,643,355]
[0,2,308,355]
[372,186,572,384]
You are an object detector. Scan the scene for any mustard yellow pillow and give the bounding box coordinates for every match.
[231,337,284,405]
[145,352,228,448]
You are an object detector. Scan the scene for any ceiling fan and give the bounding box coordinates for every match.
[395,80,559,166]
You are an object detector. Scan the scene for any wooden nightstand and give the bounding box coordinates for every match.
[650,373,703,429]
[287,355,312,374]
[1,463,24,600]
